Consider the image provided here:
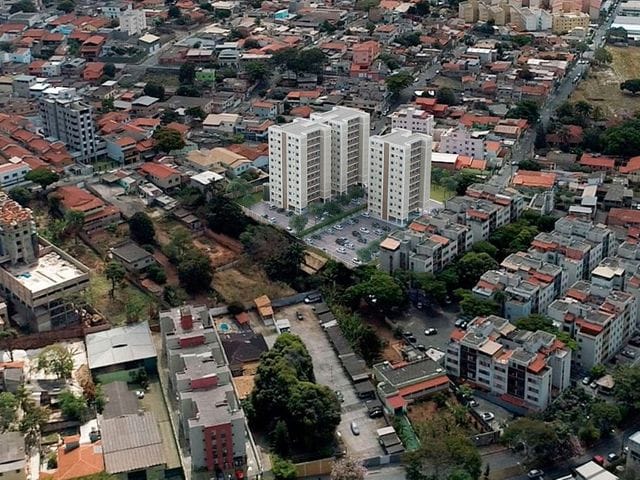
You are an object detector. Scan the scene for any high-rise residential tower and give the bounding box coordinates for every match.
[310,106,370,195]
[368,129,432,225]
[268,119,332,214]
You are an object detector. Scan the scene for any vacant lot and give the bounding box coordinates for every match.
[572,46,640,117]
[213,259,295,304]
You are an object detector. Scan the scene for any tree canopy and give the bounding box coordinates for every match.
[271,48,327,74]
[128,212,155,245]
[506,100,540,123]
[248,333,340,452]
[345,270,406,313]
[456,252,498,289]
[26,168,59,188]
[37,344,75,379]
[179,63,196,85]
[143,82,165,100]
[240,225,303,282]
[385,72,413,96]
[436,87,457,106]
[153,127,185,152]
[502,417,568,466]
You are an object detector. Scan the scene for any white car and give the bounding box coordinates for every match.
[352,258,362,265]
[336,247,347,254]
[334,224,344,230]
[360,227,370,233]
[527,469,544,479]
[362,212,370,218]
[481,412,495,422]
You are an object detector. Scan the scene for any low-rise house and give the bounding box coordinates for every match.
[110,242,155,272]
[139,162,182,190]
[131,96,159,117]
[55,186,121,233]
[0,432,26,480]
[203,113,241,134]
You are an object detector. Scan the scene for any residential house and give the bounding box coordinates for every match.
[139,162,182,190]
[110,242,156,273]
[203,113,240,134]
[55,186,121,233]
[0,432,26,480]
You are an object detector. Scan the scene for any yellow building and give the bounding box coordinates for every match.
[552,11,590,33]
[459,0,479,22]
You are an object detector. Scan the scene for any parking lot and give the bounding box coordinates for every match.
[279,304,385,459]
[247,202,393,266]
[392,304,459,356]
[303,214,394,266]
[470,395,515,431]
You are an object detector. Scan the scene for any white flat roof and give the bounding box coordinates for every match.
[575,461,618,480]
[86,321,156,370]
[6,252,87,294]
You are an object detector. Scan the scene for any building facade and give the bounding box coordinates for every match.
[368,129,432,225]
[268,119,332,214]
[310,106,370,195]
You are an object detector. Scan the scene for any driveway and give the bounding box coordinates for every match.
[279,304,386,459]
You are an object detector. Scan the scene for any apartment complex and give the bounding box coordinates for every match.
[119,6,147,36]
[389,107,434,135]
[310,106,370,194]
[548,280,636,369]
[268,119,331,214]
[39,87,101,164]
[438,125,486,159]
[0,193,90,332]
[368,129,432,225]
[160,306,246,475]
[551,11,590,32]
[379,184,523,273]
[445,315,572,409]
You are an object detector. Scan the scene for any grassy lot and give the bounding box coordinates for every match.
[431,184,454,202]
[213,259,295,304]
[571,46,640,117]
[237,191,263,207]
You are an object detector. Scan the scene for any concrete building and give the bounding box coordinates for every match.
[547,280,636,370]
[438,125,487,159]
[459,0,479,22]
[389,107,434,135]
[368,129,432,225]
[119,6,147,36]
[510,6,553,30]
[160,306,247,475]
[310,106,370,195]
[38,87,101,164]
[627,431,640,472]
[0,160,30,189]
[445,315,572,409]
[268,119,332,214]
[0,193,90,332]
[552,11,590,32]
[0,432,26,480]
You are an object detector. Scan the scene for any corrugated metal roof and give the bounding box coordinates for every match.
[101,412,165,474]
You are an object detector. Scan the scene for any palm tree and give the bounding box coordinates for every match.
[105,262,125,298]
[0,328,18,362]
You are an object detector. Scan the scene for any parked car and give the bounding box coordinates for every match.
[352,258,362,265]
[352,231,361,237]
[468,400,479,408]
[296,311,304,321]
[335,391,344,403]
[527,469,544,479]
[359,227,370,233]
[481,412,495,421]
[607,453,619,463]
[350,421,360,435]
[416,344,427,352]
[424,328,437,336]
[622,349,636,359]
[582,377,590,385]
[593,455,605,466]
[336,247,347,254]
[304,294,321,304]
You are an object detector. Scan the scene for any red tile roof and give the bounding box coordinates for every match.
[57,186,105,213]
[139,162,179,180]
[579,153,615,170]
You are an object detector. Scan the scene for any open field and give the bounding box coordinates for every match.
[213,259,296,303]
[571,46,640,117]
[431,183,454,202]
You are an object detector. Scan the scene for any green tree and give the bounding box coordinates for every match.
[64,210,84,244]
[8,187,32,207]
[397,32,421,47]
[289,214,308,234]
[271,419,290,456]
[0,328,18,362]
[202,193,250,237]
[26,168,59,188]
[153,127,185,152]
[175,85,201,97]
[345,270,405,313]
[143,82,165,100]
[11,0,36,12]
[458,291,500,318]
[385,72,413,96]
[272,456,297,480]
[245,61,271,82]
[507,100,540,123]
[146,263,167,284]
[226,178,251,198]
[590,364,607,379]
[414,273,447,304]
[590,402,622,435]
[614,365,640,409]
[240,225,304,282]
[105,261,126,298]
[601,118,640,156]
[128,211,155,245]
[456,252,498,289]
[161,109,181,124]
[101,97,115,112]
[20,404,49,449]
[594,47,613,65]
[168,4,181,17]
[177,250,212,294]
[185,106,206,119]
[37,344,75,379]
[0,392,18,431]
[179,63,196,85]
[502,417,567,466]
[57,0,75,12]
[58,390,88,421]
[103,63,116,78]
[436,87,457,106]
[471,241,498,258]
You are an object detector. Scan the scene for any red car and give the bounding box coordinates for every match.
[593,455,605,466]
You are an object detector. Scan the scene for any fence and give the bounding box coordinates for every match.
[11,323,110,350]
[294,458,334,478]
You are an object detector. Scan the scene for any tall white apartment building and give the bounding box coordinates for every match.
[310,106,370,195]
[438,124,486,159]
[39,87,101,164]
[268,119,331,213]
[119,6,147,36]
[389,107,434,135]
[368,129,432,225]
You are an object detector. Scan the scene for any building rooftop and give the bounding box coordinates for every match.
[101,412,165,474]
[371,128,430,146]
[183,381,244,428]
[111,242,152,264]
[374,357,444,389]
[0,432,25,473]
[5,251,88,295]
[102,381,138,419]
[86,321,156,370]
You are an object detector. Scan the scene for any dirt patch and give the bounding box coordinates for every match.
[362,313,403,363]
[213,259,296,304]
[193,237,238,268]
[407,400,440,424]
[571,46,640,117]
